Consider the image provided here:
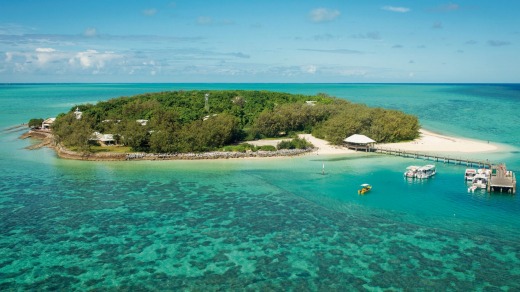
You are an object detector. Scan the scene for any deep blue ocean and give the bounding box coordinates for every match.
[1,83,519,290]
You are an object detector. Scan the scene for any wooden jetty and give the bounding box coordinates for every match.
[488,164,516,194]
[372,146,492,169]
[371,146,516,194]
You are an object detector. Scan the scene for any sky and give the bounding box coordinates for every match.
[1,0,519,83]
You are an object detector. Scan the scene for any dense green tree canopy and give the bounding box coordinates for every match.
[50,90,420,153]
[28,118,44,128]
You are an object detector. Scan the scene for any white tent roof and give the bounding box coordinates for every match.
[343,134,376,144]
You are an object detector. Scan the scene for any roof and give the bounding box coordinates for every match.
[100,134,114,142]
[42,118,56,124]
[343,134,376,144]
[136,119,148,126]
[91,132,114,142]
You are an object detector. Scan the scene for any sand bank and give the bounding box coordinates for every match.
[23,128,501,161]
[250,129,499,156]
[377,129,498,153]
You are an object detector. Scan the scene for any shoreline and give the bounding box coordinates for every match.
[20,128,505,162]
[253,129,504,156]
[21,130,314,161]
[376,129,502,154]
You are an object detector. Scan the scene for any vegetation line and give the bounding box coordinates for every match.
[28,90,420,156]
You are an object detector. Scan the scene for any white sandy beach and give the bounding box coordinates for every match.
[250,129,500,155]
[376,129,498,153]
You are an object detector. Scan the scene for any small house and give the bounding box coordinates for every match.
[42,118,56,130]
[91,131,115,146]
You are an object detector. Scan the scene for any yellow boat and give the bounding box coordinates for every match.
[358,183,372,195]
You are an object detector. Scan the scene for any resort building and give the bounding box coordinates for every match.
[41,118,55,130]
[344,134,376,151]
[91,132,115,146]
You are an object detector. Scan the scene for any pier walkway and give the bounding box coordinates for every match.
[372,146,492,169]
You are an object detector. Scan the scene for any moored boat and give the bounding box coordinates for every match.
[472,173,488,189]
[404,166,420,178]
[477,168,491,178]
[415,165,436,179]
[464,169,477,181]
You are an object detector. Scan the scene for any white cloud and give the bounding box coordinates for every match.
[70,49,122,69]
[35,48,58,65]
[309,8,341,23]
[35,48,56,53]
[5,52,13,62]
[382,6,411,13]
[303,65,317,74]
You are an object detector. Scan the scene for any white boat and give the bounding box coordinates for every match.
[471,173,488,189]
[404,166,420,178]
[415,164,436,179]
[464,169,477,181]
[477,168,491,178]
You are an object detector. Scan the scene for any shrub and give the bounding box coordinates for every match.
[277,137,313,150]
[28,118,44,128]
[257,145,276,151]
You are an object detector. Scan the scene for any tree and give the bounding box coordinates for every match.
[51,112,94,152]
[148,108,181,153]
[119,119,150,151]
[51,90,420,152]
[28,118,44,128]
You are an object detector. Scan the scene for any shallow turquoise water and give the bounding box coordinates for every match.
[1,84,519,290]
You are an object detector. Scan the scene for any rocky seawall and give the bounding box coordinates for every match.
[21,130,314,161]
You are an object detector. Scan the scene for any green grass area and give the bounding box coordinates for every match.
[88,146,133,153]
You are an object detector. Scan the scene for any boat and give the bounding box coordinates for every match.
[415,165,436,179]
[404,166,420,178]
[464,169,477,181]
[358,184,372,195]
[468,185,478,193]
[477,168,491,178]
[472,173,488,189]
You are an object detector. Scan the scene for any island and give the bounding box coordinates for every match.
[24,90,420,160]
